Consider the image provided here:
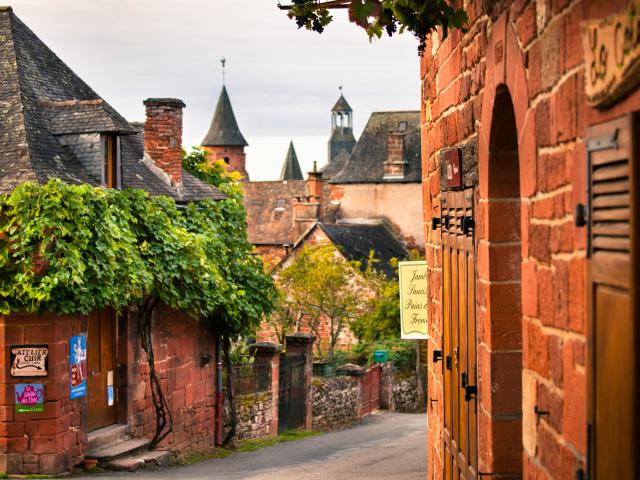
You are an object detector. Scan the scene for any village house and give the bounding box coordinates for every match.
[421,1,639,479]
[0,7,226,474]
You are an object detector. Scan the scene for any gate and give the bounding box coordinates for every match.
[359,365,381,416]
[441,188,478,480]
[278,354,305,433]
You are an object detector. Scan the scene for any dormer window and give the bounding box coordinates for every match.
[275,198,286,212]
[101,134,121,188]
[398,121,408,132]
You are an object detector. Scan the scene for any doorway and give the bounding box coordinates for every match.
[87,310,118,431]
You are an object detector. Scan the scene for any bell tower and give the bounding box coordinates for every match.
[328,88,356,163]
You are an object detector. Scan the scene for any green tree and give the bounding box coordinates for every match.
[266,289,303,345]
[278,244,368,359]
[281,0,467,54]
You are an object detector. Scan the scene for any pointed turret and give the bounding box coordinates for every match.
[328,92,356,165]
[201,85,249,179]
[280,141,304,181]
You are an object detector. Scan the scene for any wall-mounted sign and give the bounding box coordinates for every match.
[107,370,114,406]
[399,260,429,340]
[70,334,87,399]
[582,1,640,108]
[10,345,48,377]
[443,149,462,189]
[15,383,44,413]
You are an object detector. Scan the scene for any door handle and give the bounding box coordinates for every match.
[461,371,477,401]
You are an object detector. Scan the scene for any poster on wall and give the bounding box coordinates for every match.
[70,334,87,399]
[107,370,114,406]
[10,345,49,377]
[399,260,429,340]
[15,383,44,413]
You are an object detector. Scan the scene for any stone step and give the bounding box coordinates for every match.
[86,438,151,462]
[105,450,172,472]
[87,424,129,451]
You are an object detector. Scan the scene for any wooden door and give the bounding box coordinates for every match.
[441,189,477,480]
[87,310,117,431]
[586,115,639,479]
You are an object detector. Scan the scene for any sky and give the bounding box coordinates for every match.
[11,0,420,180]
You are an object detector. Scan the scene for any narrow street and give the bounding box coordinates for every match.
[78,412,426,480]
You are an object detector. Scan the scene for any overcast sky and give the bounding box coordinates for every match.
[11,0,420,180]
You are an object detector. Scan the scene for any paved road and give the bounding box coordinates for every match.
[79,412,427,480]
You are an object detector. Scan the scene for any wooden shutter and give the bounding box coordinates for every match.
[586,114,639,480]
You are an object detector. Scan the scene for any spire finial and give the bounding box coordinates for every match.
[313,160,318,173]
[339,84,343,95]
[221,57,226,85]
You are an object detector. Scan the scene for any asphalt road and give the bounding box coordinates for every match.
[78,412,427,480]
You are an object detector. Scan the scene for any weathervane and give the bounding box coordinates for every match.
[221,57,226,85]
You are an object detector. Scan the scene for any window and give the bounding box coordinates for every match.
[224,157,230,165]
[101,134,121,188]
[398,121,408,132]
[275,198,286,211]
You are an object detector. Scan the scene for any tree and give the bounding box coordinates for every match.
[280,0,468,54]
[266,289,303,344]
[278,245,368,359]
[351,272,400,342]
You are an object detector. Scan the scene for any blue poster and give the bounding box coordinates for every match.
[70,334,87,399]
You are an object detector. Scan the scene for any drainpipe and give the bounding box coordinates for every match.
[215,334,224,445]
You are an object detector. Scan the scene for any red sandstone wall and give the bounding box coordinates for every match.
[204,145,248,180]
[421,2,638,479]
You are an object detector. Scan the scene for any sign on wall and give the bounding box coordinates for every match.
[399,260,429,340]
[15,384,44,413]
[10,345,48,377]
[70,334,87,399]
[582,1,640,108]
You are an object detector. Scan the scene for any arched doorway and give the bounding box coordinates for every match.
[479,83,523,477]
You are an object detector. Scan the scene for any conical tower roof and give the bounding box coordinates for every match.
[279,141,304,181]
[201,85,248,147]
[332,94,352,112]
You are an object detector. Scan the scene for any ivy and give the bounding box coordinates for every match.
[282,0,468,55]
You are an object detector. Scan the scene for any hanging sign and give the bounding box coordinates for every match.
[399,260,429,340]
[10,345,49,377]
[70,334,87,399]
[582,1,640,108]
[15,384,44,413]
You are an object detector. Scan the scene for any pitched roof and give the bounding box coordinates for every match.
[279,141,304,181]
[243,180,307,245]
[332,94,352,112]
[318,222,407,278]
[0,7,222,202]
[319,149,350,180]
[201,86,248,147]
[330,111,421,184]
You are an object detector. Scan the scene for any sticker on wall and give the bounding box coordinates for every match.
[70,334,87,399]
[107,370,114,406]
[15,383,44,413]
[398,260,429,340]
[10,345,49,377]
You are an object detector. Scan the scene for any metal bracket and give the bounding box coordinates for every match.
[432,349,443,363]
[431,217,441,230]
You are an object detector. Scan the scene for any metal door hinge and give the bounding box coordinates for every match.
[432,349,443,363]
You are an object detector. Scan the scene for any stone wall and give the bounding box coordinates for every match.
[311,377,360,431]
[222,391,273,441]
[392,375,419,413]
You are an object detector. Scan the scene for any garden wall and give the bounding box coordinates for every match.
[311,376,360,431]
[222,391,274,441]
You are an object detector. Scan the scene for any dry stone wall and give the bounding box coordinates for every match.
[311,377,360,431]
[223,392,273,441]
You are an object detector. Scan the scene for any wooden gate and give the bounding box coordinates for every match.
[441,188,478,480]
[585,115,639,479]
[278,354,305,433]
[359,365,381,416]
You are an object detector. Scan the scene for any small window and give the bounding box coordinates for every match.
[398,121,408,132]
[275,199,286,211]
[224,157,230,165]
[101,134,120,188]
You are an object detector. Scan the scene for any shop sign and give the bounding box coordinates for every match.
[15,383,44,413]
[582,1,640,108]
[399,260,429,340]
[70,334,87,399]
[10,345,48,377]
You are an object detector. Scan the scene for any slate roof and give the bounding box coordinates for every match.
[279,141,303,181]
[201,86,248,147]
[318,222,408,278]
[0,7,223,202]
[243,180,307,245]
[330,111,421,184]
[319,149,350,180]
[332,94,352,112]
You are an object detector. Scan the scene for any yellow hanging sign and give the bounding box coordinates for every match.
[399,260,429,340]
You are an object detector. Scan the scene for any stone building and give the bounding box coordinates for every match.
[0,7,224,474]
[420,1,639,479]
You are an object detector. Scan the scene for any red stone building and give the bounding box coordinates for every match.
[421,1,639,479]
[0,8,224,474]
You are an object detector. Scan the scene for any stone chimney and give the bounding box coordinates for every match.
[143,98,185,186]
[383,132,407,179]
[307,161,324,219]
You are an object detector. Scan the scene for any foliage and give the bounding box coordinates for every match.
[351,338,416,371]
[266,289,303,344]
[284,0,468,55]
[278,244,369,359]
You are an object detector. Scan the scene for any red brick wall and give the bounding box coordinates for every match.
[204,145,248,180]
[421,1,638,479]
[143,98,185,185]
